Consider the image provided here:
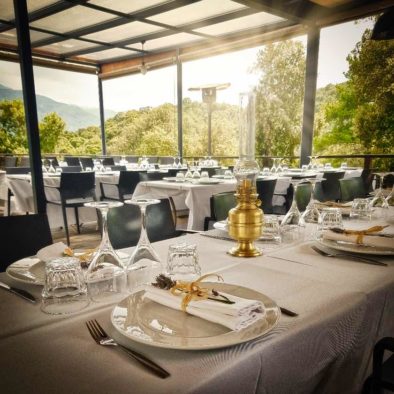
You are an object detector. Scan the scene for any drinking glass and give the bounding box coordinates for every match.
[260,216,281,243]
[301,164,308,172]
[184,168,193,180]
[307,156,313,170]
[350,198,372,220]
[385,186,394,206]
[192,169,200,179]
[301,178,323,223]
[370,173,389,209]
[84,201,127,303]
[176,172,185,182]
[262,167,270,176]
[318,208,343,232]
[276,158,283,174]
[270,158,277,173]
[281,180,303,226]
[224,170,233,179]
[340,162,348,169]
[324,163,332,170]
[200,171,209,181]
[48,159,56,173]
[166,243,201,281]
[41,257,89,315]
[125,199,163,292]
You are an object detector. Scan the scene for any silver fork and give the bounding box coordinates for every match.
[86,319,170,379]
[311,246,387,267]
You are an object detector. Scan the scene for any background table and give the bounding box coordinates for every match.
[1,213,393,393]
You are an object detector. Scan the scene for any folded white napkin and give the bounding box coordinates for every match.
[144,285,265,331]
[36,242,68,263]
[322,228,394,249]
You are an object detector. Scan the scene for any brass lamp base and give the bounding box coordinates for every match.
[228,240,262,257]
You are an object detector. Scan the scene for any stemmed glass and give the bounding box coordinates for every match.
[42,159,48,173]
[301,178,323,223]
[276,158,283,174]
[370,173,389,209]
[84,201,127,302]
[281,180,304,226]
[385,186,394,206]
[307,156,313,170]
[270,158,278,174]
[125,199,162,292]
[48,159,56,173]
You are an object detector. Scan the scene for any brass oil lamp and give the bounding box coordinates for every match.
[228,92,263,257]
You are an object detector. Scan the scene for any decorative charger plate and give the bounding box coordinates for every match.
[111,282,280,350]
[317,238,394,256]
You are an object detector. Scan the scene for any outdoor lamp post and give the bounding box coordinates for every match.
[188,83,230,156]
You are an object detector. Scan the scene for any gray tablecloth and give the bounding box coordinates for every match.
[1,215,393,394]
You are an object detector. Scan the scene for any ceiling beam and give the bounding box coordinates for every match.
[62,7,259,58]
[32,0,201,48]
[0,0,88,33]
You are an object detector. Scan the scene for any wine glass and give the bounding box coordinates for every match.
[281,180,304,226]
[42,159,48,173]
[84,201,127,303]
[307,156,313,170]
[270,158,278,174]
[276,158,283,174]
[48,159,56,174]
[385,186,394,206]
[370,173,389,209]
[125,199,163,292]
[301,178,323,224]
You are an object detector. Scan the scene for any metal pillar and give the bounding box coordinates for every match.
[97,73,107,155]
[176,50,183,159]
[207,103,212,156]
[300,27,320,166]
[14,0,46,214]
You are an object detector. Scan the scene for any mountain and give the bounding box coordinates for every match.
[0,83,117,131]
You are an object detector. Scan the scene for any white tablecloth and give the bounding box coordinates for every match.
[0,212,393,394]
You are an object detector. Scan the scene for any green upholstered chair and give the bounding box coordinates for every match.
[204,191,237,230]
[339,177,366,201]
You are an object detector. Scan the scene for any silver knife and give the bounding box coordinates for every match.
[0,281,36,303]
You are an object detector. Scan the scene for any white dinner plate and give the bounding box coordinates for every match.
[317,238,394,256]
[111,283,280,350]
[198,179,223,185]
[162,177,178,182]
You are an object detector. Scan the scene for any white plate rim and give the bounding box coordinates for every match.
[317,238,394,256]
[6,257,44,285]
[111,283,280,350]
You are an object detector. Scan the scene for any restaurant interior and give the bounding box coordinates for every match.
[0,1,393,393]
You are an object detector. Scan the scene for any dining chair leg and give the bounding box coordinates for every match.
[74,207,81,234]
[169,197,177,227]
[7,189,12,216]
[61,204,70,245]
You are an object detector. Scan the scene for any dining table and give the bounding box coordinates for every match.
[1,210,393,394]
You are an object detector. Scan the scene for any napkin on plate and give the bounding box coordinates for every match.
[36,242,68,263]
[144,285,265,331]
[322,226,394,249]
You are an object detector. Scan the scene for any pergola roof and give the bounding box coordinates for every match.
[0,0,392,79]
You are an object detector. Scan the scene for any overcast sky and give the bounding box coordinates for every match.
[0,19,373,113]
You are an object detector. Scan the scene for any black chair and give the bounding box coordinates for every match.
[61,166,82,173]
[139,172,166,181]
[107,198,181,250]
[100,170,141,202]
[339,177,366,201]
[5,167,31,215]
[159,156,174,165]
[383,174,394,189]
[0,214,52,272]
[44,156,59,167]
[256,178,277,214]
[19,156,30,167]
[79,157,94,170]
[167,168,184,177]
[102,157,115,166]
[285,183,312,212]
[314,171,345,202]
[363,337,394,393]
[126,156,138,163]
[147,156,158,164]
[64,156,81,167]
[46,172,97,245]
[4,156,17,167]
[110,165,127,171]
[204,192,237,230]
[200,167,217,178]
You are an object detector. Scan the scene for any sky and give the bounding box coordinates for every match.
[0,18,373,113]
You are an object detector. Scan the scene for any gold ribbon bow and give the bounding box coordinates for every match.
[342,225,388,244]
[170,273,223,312]
[63,247,96,263]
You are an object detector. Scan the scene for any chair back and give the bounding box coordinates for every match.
[287,183,312,212]
[361,169,375,193]
[102,157,115,166]
[5,156,17,167]
[108,199,177,249]
[118,171,142,198]
[126,156,138,163]
[256,178,277,214]
[64,156,81,167]
[147,156,158,164]
[200,167,217,177]
[19,156,30,167]
[59,172,96,200]
[319,171,345,201]
[111,165,127,171]
[212,192,237,221]
[159,156,173,165]
[61,166,82,173]
[44,156,59,167]
[0,214,52,271]
[139,172,165,181]
[5,166,30,174]
[339,177,366,201]
[80,157,94,170]
[383,174,394,189]
[167,169,183,177]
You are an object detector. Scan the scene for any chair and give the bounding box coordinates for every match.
[147,156,158,164]
[102,157,115,166]
[363,337,394,393]
[339,177,366,201]
[314,171,345,202]
[139,172,166,181]
[4,156,17,167]
[286,183,312,212]
[110,165,127,171]
[361,169,375,194]
[46,172,96,245]
[204,191,237,231]
[167,168,184,177]
[64,156,81,167]
[383,174,394,189]
[107,198,181,250]
[126,156,138,163]
[100,170,141,202]
[19,156,30,167]
[61,166,82,173]
[79,157,94,170]
[44,156,59,167]
[256,178,277,214]
[0,214,52,272]
[159,156,174,165]
[200,167,217,177]
[5,167,31,216]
